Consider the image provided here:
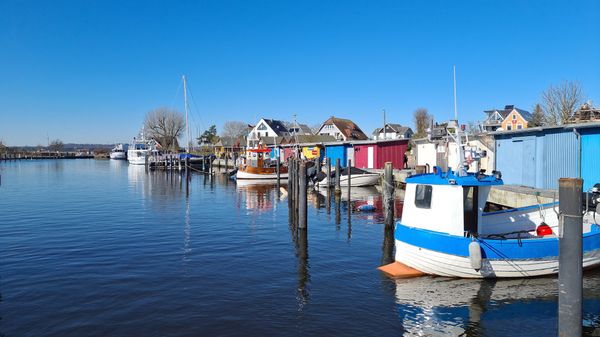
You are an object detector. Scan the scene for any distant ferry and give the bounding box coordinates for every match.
[109,144,127,160]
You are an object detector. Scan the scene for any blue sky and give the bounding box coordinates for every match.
[1,0,599,146]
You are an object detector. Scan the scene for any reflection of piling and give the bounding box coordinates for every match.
[299,162,307,229]
[347,159,352,210]
[185,157,189,175]
[335,158,341,195]
[382,222,395,265]
[288,157,293,209]
[334,193,341,228]
[225,153,228,172]
[326,157,331,189]
[383,162,394,228]
[297,227,309,308]
[144,154,149,172]
[558,178,583,337]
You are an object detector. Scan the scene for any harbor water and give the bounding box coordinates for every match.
[1,160,600,336]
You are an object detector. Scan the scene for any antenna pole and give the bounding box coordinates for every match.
[183,75,190,153]
[383,109,386,140]
[453,65,458,121]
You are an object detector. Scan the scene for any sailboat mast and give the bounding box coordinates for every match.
[453,65,458,121]
[183,75,190,153]
[453,65,466,176]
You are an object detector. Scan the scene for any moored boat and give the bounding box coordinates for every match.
[109,143,127,160]
[388,121,600,278]
[316,167,380,187]
[235,145,288,180]
[127,130,159,165]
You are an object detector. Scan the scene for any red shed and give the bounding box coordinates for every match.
[352,139,409,169]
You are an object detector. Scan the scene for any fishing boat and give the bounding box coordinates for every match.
[109,143,127,160]
[388,122,600,278]
[235,145,288,180]
[315,166,380,187]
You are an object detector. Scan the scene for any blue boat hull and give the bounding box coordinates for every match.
[394,224,600,278]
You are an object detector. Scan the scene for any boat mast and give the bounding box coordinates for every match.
[453,65,467,176]
[183,75,190,153]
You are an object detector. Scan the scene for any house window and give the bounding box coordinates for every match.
[415,185,433,209]
[517,124,523,130]
[507,125,512,131]
[512,114,517,120]
[257,123,267,131]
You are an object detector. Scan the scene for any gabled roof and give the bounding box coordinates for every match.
[288,123,313,135]
[484,105,532,122]
[321,116,368,140]
[372,123,413,135]
[215,136,246,148]
[281,134,337,144]
[259,136,286,146]
[261,118,289,134]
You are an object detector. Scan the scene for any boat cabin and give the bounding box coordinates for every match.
[401,167,503,237]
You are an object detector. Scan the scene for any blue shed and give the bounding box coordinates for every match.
[494,123,600,190]
[324,143,349,168]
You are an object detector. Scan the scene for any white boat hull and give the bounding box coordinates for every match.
[110,152,127,160]
[127,149,148,165]
[236,170,289,180]
[317,173,379,187]
[395,239,600,278]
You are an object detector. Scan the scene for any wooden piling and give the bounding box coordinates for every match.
[185,157,189,174]
[558,178,583,337]
[383,162,394,228]
[144,154,149,172]
[326,157,331,190]
[299,162,307,229]
[335,158,341,195]
[276,155,281,186]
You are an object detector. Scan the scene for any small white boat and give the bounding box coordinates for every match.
[316,167,380,187]
[109,144,127,160]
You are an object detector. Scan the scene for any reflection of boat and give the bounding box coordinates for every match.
[390,121,600,278]
[236,145,288,179]
[110,143,127,160]
[316,167,380,187]
[127,129,159,165]
[393,275,600,336]
[236,179,278,211]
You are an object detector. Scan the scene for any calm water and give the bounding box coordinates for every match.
[1,159,600,336]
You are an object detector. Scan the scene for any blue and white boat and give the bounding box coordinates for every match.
[393,123,600,278]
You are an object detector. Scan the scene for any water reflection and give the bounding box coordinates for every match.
[235,180,279,212]
[296,228,310,311]
[394,272,600,336]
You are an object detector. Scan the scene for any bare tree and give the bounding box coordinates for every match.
[541,80,585,125]
[49,139,64,152]
[0,139,6,155]
[529,103,545,127]
[144,107,185,152]
[413,108,432,138]
[221,121,248,139]
[310,124,321,134]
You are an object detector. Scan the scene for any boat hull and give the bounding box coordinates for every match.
[394,224,600,278]
[236,169,289,180]
[110,152,127,160]
[318,173,380,187]
[127,149,148,165]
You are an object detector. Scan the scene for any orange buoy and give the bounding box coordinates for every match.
[378,262,425,278]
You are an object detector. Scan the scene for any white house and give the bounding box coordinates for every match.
[372,124,413,140]
[247,118,290,148]
[316,116,368,141]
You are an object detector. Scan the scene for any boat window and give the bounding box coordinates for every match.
[415,185,432,209]
[463,186,479,236]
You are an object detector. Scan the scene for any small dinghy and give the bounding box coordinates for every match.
[316,167,380,187]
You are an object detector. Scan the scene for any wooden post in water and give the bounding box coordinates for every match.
[558,178,583,337]
[335,158,341,195]
[178,156,182,171]
[185,157,189,175]
[383,162,394,228]
[326,157,331,190]
[144,154,149,173]
[225,152,228,173]
[299,162,307,229]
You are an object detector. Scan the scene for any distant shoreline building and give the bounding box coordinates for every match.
[483,105,532,132]
[316,116,368,141]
